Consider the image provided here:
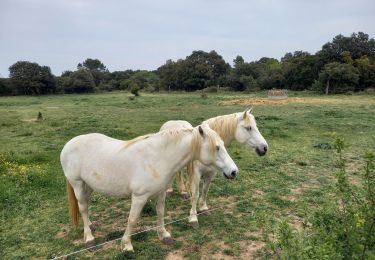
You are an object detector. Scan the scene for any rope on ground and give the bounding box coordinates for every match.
[51,197,250,259]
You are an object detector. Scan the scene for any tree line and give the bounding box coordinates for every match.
[1,31,374,96]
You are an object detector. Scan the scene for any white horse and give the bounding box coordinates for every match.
[60,125,238,252]
[160,109,268,227]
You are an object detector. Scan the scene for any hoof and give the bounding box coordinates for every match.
[198,209,210,216]
[122,249,135,256]
[189,221,199,229]
[85,239,95,248]
[122,245,134,252]
[162,237,175,245]
[166,190,173,197]
[181,192,190,200]
[89,223,96,231]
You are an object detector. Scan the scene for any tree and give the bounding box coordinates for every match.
[354,56,375,90]
[281,51,319,90]
[157,50,229,91]
[9,61,56,95]
[77,58,107,72]
[61,70,73,77]
[317,32,375,66]
[77,58,109,86]
[317,62,359,94]
[62,69,96,93]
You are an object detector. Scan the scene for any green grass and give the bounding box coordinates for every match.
[1,91,374,259]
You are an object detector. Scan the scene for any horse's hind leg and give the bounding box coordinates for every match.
[166,177,174,195]
[156,192,173,244]
[85,184,95,231]
[198,170,216,214]
[70,179,95,246]
[177,170,190,200]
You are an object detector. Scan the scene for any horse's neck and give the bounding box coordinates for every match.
[140,133,194,179]
[161,134,194,174]
[208,115,237,146]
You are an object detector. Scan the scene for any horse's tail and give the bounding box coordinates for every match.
[66,180,79,226]
[187,160,195,191]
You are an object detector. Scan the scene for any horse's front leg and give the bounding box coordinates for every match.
[121,195,147,252]
[156,192,174,244]
[188,163,201,228]
[198,170,216,214]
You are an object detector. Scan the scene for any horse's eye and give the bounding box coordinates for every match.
[244,126,252,131]
[216,145,220,151]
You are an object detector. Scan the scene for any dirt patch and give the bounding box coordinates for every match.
[166,250,186,260]
[217,196,239,213]
[201,239,265,260]
[290,181,320,195]
[21,119,39,122]
[221,96,375,106]
[221,98,305,106]
[56,230,67,239]
[202,241,233,260]
[238,240,266,260]
[252,190,265,197]
[287,214,304,232]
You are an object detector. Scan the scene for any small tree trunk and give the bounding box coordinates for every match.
[325,79,330,95]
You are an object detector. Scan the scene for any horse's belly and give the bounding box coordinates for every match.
[82,171,131,198]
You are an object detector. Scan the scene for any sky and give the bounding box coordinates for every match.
[1,0,375,77]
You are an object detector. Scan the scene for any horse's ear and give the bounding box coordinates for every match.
[248,107,253,114]
[198,125,205,137]
[243,110,248,119]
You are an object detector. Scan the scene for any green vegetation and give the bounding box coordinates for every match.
[1,32,375,96]
[0,91,374,259]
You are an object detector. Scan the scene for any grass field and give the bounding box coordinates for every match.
[1,91,374,259]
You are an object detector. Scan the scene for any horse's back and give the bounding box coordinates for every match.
[60,133,121,173]
[160,120,192,131]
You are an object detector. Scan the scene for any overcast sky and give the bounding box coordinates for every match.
[1,0,374,77]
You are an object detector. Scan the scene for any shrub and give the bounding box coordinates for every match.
[0,78,13,96]
[264,139,375,259]
[201,86,218,93]
[130,83,140,96]
[62,69,95,94]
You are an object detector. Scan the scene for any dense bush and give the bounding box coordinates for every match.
[62,69,96,94]
[0,78,13,95]
[130,82,140,96]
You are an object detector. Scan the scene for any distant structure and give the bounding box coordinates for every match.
[268,89,288,100]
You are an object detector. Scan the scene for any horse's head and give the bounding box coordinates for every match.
[235,108,268,156]
[194,124,238,179]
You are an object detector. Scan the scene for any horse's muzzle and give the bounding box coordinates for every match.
[223,170,237,179]
[256,145,268,156]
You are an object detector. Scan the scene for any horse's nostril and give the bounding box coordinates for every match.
[231,171,237,177]
[264,146,268,152]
